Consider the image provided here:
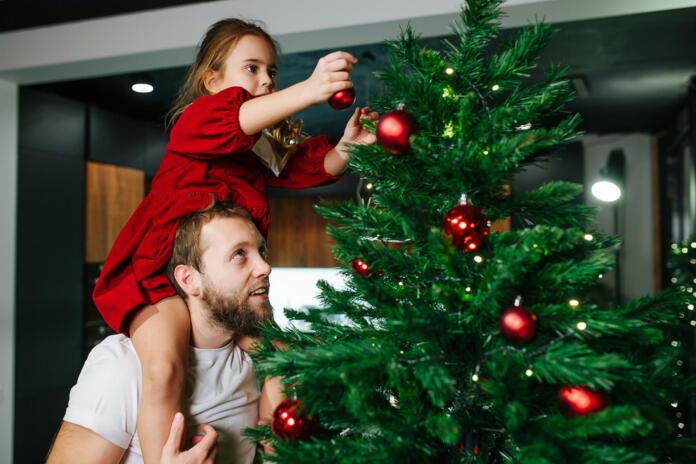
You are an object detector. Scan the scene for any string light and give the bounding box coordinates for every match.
[474,256,483,263]
[598,274,604,279]
[569,299,580,307]
[688,304,694,310]
[671,402,679,408]
[690,320,696,327]
[583,234,594,241]
[366,183,374,190]
[576,321,587,331]
[672,277,678,283]
[465,286,472,292]
[677,360,684,366]
[443,121,454,138]
[472,374,479,382]
[442,87,454,98]
[491,84,500,91]
[691,242,696,248]
[525,369,534,377]
[516,123,532,131]
[671,243,678,249]
[682,248,689,254]
[398,281,404,286]
[445,67,455,75]
[671,340,679,347]
[678,423,685,429]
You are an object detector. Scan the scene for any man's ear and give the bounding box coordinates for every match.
[174,264,202,298]
[203,68,220,94]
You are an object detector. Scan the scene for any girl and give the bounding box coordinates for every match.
[93,18,377,462]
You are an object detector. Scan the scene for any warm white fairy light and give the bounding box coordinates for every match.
[465,286,472,292]
[366,183,374,190]
[691,242,696,248]
[474,256,483,263]
[533,243,538,248]
[445,67,455,75]
[491,84,500,91]
[598,274,604,279]
[671,402,679,408]
[671,340,679,347]
[691,320,696,327]
[682,247,689,254]
[672,243,678,249]
[516,123,532,131]
[483,149,489,155]
[472,374,479,382]
[398,281,404,286]
[389,395,399,407]
[688,304,694,310]
[583,234,594,241]
[691,259,696,264]
[677,360,684,366]
[678,422,685,429]
[525,369,534,377]
[569,299,580,307]
[576,321,587,331]
[671,277,678,283]
[688,288,693,293]
[676,412,683,418]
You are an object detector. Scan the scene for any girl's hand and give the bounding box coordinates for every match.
[304,51,357,105]
[339,106,379,147]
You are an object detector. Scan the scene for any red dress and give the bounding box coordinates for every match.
[93,86,339,333]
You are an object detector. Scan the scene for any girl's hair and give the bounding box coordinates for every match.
[165,18,278,129]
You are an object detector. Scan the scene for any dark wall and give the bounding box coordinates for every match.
[15,89,86,462]
[15,88,169,463]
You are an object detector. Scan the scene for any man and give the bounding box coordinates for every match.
[48,202,275,463]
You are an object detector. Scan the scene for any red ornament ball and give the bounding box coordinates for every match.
[376,109,419,155]
[499,305,537,343]
[558,386,609,417]
[441,204,489,251]
[351,258,376,277]
[271,399,318,440]
[328,87,356,110]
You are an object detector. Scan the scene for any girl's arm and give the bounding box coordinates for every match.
[238,51,357,136]
[129,296,191,464]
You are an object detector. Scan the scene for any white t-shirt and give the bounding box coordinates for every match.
[63,334,259,464]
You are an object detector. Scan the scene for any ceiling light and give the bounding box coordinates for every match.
[131,75,154,94]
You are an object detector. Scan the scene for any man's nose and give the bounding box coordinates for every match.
[253,255,271,278]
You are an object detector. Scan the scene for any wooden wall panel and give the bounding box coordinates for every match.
[85,161,145,263]
[267,196,346,268]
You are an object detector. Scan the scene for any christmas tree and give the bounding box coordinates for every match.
[248,1,696,462]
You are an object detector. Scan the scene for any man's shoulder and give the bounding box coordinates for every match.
[78,334,141,384]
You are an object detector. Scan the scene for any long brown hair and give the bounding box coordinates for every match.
[165,18,278,130]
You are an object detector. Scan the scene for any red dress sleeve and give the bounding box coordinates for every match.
[265,135,341,188]
[167,86,261,159]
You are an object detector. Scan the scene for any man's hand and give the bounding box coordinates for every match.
[160,413,218,464]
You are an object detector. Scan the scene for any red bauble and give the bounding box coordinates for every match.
[441,203,489,251]
[328,87,356,110]
[271,399,318,440]
[558,386,609,417]
[499,305,537,343]
[351,258,376,277]
[376,109,419,154]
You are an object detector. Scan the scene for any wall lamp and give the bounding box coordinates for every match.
[591,149,625,202]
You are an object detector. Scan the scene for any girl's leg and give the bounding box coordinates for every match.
[129,295,191,464]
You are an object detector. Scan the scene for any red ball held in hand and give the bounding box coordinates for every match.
[441,198,489,251]
[558,386,609,417]
[271,399,318,440]
[499,297,537,344]
[328,87,356,110]
[376,109,419,155]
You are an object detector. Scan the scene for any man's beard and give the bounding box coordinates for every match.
[199,274,273,336]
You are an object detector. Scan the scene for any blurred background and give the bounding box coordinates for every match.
[1,0,696,462]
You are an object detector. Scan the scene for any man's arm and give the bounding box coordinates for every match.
[47,421,125,464]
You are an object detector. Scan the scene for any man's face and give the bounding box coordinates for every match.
[197,216,272,335]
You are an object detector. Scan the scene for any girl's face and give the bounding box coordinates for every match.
[206,34,277,96]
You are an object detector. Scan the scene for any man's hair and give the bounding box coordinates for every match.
[166,200,254,299]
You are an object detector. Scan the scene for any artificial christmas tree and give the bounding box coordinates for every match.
[248,1,696,462]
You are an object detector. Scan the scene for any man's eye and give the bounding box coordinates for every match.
[246,65,257,73]
[269,70,277,78]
